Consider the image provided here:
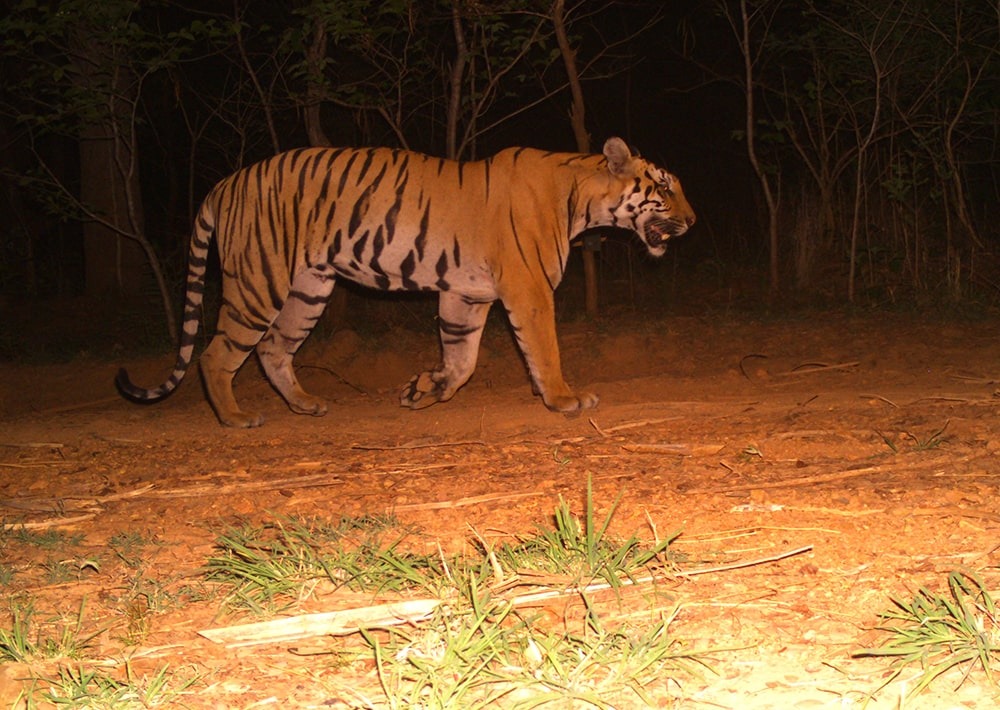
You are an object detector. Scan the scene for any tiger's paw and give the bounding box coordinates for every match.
[400,371,446,410]
[288,394,328,417]
[544,390,600,414]
[218,409,266,428]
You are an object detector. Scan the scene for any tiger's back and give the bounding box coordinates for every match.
[116,139,695,427]
[209,148,491,295]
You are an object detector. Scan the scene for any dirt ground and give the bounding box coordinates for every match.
[1,309,999,708]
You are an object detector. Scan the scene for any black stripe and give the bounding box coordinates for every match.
[415,203,430,261]
[371,225,385,261]
[565,184,577,237]
[439,318,480,337]
[252,248,284,311]
[400,250,417,290]
[369,232,389,285]
[178,327,198,348]
[349,185,373,236]
[394,154,410,184]
[535,243,557,291]
[288,188,301,264]
[230,278,273,327]
[220,333,258,353]
[221,300,269,332]
[297,157,308,195]
[435,250,450,291]
[385,175,407,244]
[328,230,342,261]
[319,192,338,230]
[287,289,330,307]
[355,149,376,184]
[263,192,280,253]
[367,158,389,192]
[275,152,290,185]
[353,232,369,262]
[509,209,531,270]
[337,151,360,195]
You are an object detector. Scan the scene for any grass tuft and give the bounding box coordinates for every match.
[35,662,201,707]
[0,597,107,663]
[361,575,713,708]
[854,570,999,697]
[205,514,438,613]
[490,477,680,592]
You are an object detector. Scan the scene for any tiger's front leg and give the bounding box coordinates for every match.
[501,284,598,413]
[400,293,491,409]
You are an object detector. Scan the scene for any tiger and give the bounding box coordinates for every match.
[116,137,695,427]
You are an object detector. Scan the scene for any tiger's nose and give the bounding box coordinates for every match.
[685,214,696,228]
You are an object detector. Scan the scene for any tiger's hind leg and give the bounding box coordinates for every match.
[401,293,491,409]
[200,312,269,428]
[256,268,337,417]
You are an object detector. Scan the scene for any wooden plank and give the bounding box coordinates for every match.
[198,598,441,647]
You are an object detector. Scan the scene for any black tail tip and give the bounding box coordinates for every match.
[115,367,158,404]
[115,367,137,400]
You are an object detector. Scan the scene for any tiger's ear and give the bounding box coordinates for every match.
[603,137,632,176]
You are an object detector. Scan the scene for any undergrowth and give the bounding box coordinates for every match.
[854,570,999,699]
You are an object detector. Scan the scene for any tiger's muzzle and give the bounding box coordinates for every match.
[643,215,695,253]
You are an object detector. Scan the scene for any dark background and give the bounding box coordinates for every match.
[1,0,997,360]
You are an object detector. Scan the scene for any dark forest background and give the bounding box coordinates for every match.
[1,0,998,358]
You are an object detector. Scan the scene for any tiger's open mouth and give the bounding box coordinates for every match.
[643,218,687,253]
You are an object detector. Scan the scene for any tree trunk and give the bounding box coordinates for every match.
[72,27,147,299]
[552,0,598,316]
[303,18,349,328]
[79,122,146,297]
[446,1,470,160]
[304,21,332,149]
[729,0,780,297]
[553,0,590,153]
[71,27,176,341]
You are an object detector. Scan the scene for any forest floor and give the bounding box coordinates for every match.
[1,308,999,708]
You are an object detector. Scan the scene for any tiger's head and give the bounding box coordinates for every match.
[600,137,695,257]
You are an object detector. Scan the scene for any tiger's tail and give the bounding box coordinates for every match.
[115,197,216,405]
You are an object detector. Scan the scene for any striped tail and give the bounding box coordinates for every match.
[115,198,215,405]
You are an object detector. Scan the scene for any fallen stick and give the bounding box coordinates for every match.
[0,461,80,468]
[10,483,159,508]
[199,598,441,647]
[393,491,543,511]
[685,456,953,494]
[143,464,466,499]
[683,465,886,494]
[0,442,64,449]
[600,417,681,433]
[778,361,859,376]
[351,439,486,451]
[860,393,899,408]
[676,545,813,577]
[622,443,725,457]
[1,513,97,531]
